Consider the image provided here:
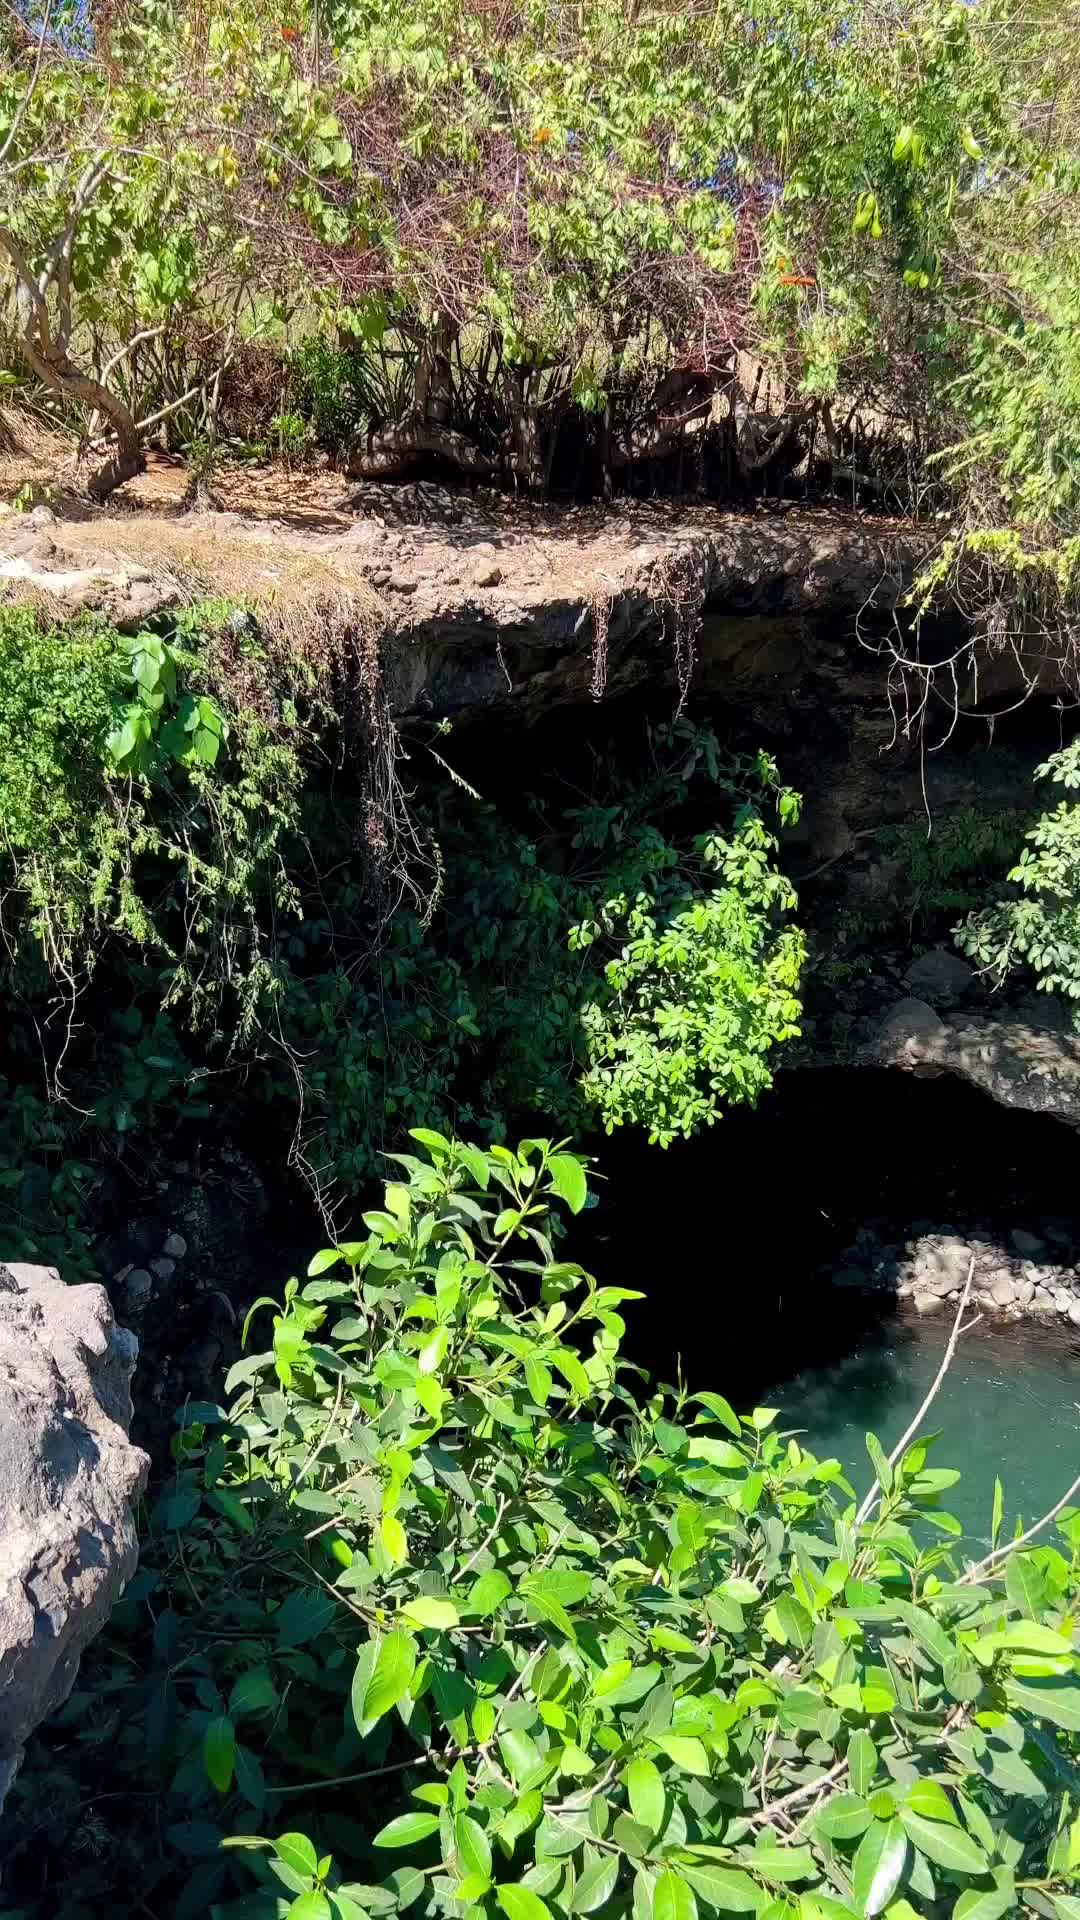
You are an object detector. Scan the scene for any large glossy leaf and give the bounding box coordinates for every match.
[627,1757,665,1833]
[653,1869,697,1920]
[467,1570,512,1615]
[402,1596,459,1631]
[848,1730,878,1797]
[953,1887,1015,1920]
[362,1630,417,1723]
[1006,1678,1080,1732]
[497,1884,555,1920]
[373,1813,441,1848]
[852,1818,908,1916]
[898,1810,988,1873]
[455,1814,492,1880]
[571,1854,619,1913]
[904,1781,957,1824]
[1005,1554,1048,1619]
[547,1154,587,1213]
[677,1865,758,1912]
[815,1793,872,1841]
[276,1835,319,1878]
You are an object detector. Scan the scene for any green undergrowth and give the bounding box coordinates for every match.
[956,741,1080,1018]
[0,602,805,1271]
[5,1134,1080,1920]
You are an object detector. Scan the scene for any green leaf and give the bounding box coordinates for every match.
[990,1477,1004,1552]
[865,1432,893,1495]
[572,1854,620,1913]
[627,1756,665,1833]
[363,1631,417,1723]
[953,1889,1014,1920]
[374,1813,441,1849]
[381,1515,408,1566]
[500,1727,542,1782]
[1006,1678,1080,1732]
[650,1734,710,1775]
[203,1714,236,1794]
[547,1154,587,1213]
[456,1814,492,1880]
[742,1841,815,1885]
[852,1819,908,1917]
[456,1873,495,1903]
[653,1871,697,1920]
[678,1866,758,1912]
[526,1357,553,1405]
[815,1794,872,1841]
[1005,1554,1048,1619]
[409,1127,450,1156]
[276,1834,319,1878]
[770,1595,813,1650]
[275,1587,338,1649]
[898,1810,988,1873]
[497,1884,554,1920]
[290,1897,332,1920]
[691,1392,742,1437]
[848,1730,877,1797]
[904,1781,957,1824]
[402,1597,460,1631]
[229,1665,277,1717]
[551,1350,591,1401]
[467,1570,512,1616]
[308,1248,342,1276]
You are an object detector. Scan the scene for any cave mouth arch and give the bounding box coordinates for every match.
[577,1065,1080,1402]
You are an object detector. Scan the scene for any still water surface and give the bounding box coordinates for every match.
[775,1316,1080,1541]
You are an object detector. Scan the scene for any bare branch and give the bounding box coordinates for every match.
[855,1257,976,1527]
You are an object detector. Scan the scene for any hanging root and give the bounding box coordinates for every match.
[588,592,613,702]
[650,547,708,716]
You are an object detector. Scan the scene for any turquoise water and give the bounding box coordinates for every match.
[775,1315,1080,1543]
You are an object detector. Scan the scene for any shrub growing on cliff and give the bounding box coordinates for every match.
[0,603,307,1021]
[8,1133,1080,1919]
[279,725,805,1176]
[956,740,1080,1015]
[0,630,805,1269]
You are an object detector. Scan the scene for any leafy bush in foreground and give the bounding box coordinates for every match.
[8,1134,1080,1920]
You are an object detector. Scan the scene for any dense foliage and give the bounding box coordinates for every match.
[8,1135,1080,1920]
[0,602,804,1271]
[1,0,1079,562]
[957,743,1080,1011]
[287,727,804,1178]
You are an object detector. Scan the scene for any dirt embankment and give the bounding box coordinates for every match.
[1,454,930,716]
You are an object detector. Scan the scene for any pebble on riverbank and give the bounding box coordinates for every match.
[825,1219,1080,1325]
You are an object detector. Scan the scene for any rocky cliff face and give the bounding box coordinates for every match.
[0,1264,148,1805]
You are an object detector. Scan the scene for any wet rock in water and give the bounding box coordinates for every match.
[162,1232,187,1260]
[0,1264,148,1806]
[921,1266,964,1298]
[989,1272,1019,1310]
[1011,1228,1046,1257]
[913,1290,941,1314]
[150,1256,176,1284]
[904,948,974,1007]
